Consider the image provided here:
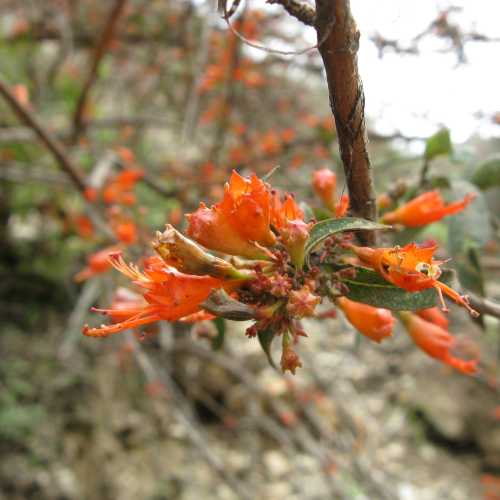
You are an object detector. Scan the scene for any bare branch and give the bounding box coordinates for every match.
[314,0,377,244]
[72,0,127,141]
[267,0,315,26]
[0,76,87,193]
[468,294,500,320]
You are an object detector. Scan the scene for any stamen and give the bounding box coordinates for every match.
[434,285,449,313]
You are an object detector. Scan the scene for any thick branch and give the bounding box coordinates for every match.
[0,77,87,193]
[72,0,127,140]
[267,0,315,26]
[314,0,376,243]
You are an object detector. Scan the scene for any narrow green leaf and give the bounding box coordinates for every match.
[470,157,500,190]
[424,128,452,161]
[257,328,277,369]
[211,317,226,350]
[342,267,436,310]
[305,217,389,262]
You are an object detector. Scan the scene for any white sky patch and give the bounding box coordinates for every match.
[350,0,500,142]
[258,0,500,142]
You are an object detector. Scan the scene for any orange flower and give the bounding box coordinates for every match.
[337,297,394,343]
[113,219,138,244]
[102,169,144,206]
[187,171,276,259]
[350,242,479,317]
[312,168,350,217]
[271,193,310,268]
[74,215,94,240]
[399,312,478,375]
[417,307,449,330]
[83,253,235,337]
[74,245,120,282]
[382,190,475,227]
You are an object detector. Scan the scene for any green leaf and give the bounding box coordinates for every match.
[470,157,500,190]
[257,328,277,369]
[424,128,452,161]
[447,180,489,300]
[211,317,226,350]
[341,267,436,310]
[448,180,492,253]
[305,217,389,264]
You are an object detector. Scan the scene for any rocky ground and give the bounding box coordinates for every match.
[1,305,499,500]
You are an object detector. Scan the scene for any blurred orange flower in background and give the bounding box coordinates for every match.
[382,190,475,227]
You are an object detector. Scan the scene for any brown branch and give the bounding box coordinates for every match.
[314,0,376,243]
[72,0,127,141]
[266,0,315,26]
[0,77,87,193]
[468,294,500,320]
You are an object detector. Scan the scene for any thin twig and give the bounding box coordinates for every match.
[129,334,254,500]
[267,0,315,26]
[72,0,128,141]
[0,76,88,193]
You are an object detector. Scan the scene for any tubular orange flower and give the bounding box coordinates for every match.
[74,245,120,282]
[187,171,275,259]
[83,253,237,337]
[271,192,304,229]
[312,168,350,217]
[337,297,394,343]
[417,307,449,330]
[381,190,475,227]
[271,193,310,268]
[350,242,479,317]
[399,312,478,375]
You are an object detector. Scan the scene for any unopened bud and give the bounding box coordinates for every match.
[286,286,321,318]
[153,224,254,280]
[280,346,302,375]
[280,219,310,269]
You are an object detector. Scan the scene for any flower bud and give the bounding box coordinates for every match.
[280,346,302,375]
[287,286,321,318]
[312,168,337,213]
[154,224,254,280]
[280,219,310,269]
[337,297,394,343]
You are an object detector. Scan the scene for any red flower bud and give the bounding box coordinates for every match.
[280,346,302,375]
[337,297,394,343]
[286,286,321,318]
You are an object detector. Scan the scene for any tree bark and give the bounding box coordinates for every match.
[315,0,376,243]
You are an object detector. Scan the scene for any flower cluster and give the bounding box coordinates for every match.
[82,169,479,375]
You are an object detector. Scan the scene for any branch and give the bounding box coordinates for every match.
[267,0,315,26]
[314,0,376,244]
[72,0,127,141]
[468,294,500,320]
[0,76,87,193]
